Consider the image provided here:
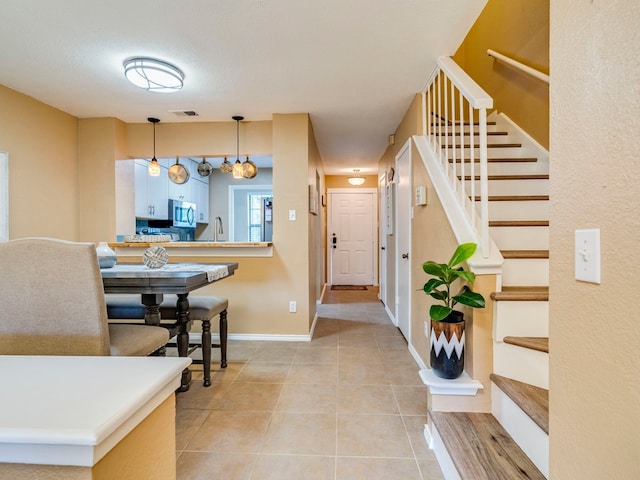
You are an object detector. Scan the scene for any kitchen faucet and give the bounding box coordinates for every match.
[213,216,223,242]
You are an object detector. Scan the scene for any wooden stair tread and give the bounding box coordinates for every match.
[449,157,538,163]
[444,143,522,148]
[475,195,549,201]
[491,286,549,301]
[490,220,549,227]
[504,336,549,353]
[431,121,497,126]
[490,374,549,434]
[437,131,508,136]
[502,250,549,259]
[429,410,545,480]
[460,174,549,181]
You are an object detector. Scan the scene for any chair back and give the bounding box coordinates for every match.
[0,237,111,355]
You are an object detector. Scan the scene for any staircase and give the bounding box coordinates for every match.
[427,113,550,479]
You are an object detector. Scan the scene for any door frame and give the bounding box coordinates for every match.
[395,140,412,342]
[327,188,378,286]
[378,174,387,304]
[0,152,7,242]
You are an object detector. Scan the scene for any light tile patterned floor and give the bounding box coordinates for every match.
[174,287,444,480]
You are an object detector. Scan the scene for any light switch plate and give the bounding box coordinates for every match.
[575,229,601,284]
[289,209,296,221]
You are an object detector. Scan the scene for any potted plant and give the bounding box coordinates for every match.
[422,242,485,379]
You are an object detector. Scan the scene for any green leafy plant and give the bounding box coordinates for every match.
[422,242,486,321]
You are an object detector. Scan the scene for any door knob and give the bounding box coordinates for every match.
[381,246,386,250]
[401,253,409,259]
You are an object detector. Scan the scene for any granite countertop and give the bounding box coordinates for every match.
[109,241,272,248]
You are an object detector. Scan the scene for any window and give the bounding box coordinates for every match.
[228,185,272,242]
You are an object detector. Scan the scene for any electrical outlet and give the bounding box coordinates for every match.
[289,209,296,221]
[289,301,297,313]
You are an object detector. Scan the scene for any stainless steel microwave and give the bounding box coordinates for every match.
[169,200,197,228]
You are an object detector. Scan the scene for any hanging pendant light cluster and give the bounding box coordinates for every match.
[221,116,258,179]
[147,117,161,176]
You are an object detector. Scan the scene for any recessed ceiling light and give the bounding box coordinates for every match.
[123,57,184,93]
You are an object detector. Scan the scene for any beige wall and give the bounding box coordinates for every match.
[1,84,318,337]
[0,85,79,240]
[549,1,640,478]
[453,0,549,149]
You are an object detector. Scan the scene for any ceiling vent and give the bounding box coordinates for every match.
[169,110,199,117]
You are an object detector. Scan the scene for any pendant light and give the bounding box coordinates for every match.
[147,117,161,176]
[231,116,245,179]
[347,169,365,186]
[225,115,259,179]
[220,156,233,174]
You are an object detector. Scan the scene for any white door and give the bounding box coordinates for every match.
[329,191,375,285]
[378,175,388,305]
[396,142,412,341]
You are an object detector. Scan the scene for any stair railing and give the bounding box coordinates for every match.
[421,57,493,257]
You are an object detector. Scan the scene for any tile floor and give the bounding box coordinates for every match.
[174,287,444,480]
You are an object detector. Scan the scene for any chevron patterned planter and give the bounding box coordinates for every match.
[430,312,465,379]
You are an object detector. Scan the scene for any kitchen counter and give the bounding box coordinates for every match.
[0,355,190,475]
[109,241,273,258]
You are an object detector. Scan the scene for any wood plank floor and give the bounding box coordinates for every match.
[430,410,545,480]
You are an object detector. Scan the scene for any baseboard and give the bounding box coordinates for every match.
[409,342,427,370]
[385,304,397,327]
[309,311,319,340]
[180,332,312,344]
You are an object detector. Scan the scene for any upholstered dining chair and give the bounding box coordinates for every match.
[0,237,169,356]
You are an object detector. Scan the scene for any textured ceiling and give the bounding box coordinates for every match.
[0,0,485,174]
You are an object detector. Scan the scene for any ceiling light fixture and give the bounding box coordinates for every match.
[147,117,161,176]
[347,169,365,186]
[123,57,184,93]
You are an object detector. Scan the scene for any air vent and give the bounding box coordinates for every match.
[169,110,199,117]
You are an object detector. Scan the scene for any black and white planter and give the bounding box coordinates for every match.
[429,311,465,379]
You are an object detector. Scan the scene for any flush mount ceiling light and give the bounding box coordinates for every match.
[224,116,259,179]
[123,57,184,93]
[147,117,161,176]
[347,169,365,186]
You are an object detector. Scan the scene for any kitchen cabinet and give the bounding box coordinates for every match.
[168,174,192,203]
[193,179,210,223]
[190,159,210,224]
[134,160,169,219]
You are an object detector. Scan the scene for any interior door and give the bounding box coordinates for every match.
[329,191,375,285]
[378,175,388,305]
[396,142,412,341]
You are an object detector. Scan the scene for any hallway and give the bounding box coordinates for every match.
[174,287,444,479]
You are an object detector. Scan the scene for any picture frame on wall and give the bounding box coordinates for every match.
[309,184,319,215]
[385,182,394,234]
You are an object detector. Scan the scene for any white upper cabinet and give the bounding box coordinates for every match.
[134,160,168,219]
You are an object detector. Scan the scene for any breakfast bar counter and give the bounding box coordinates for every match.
[0,355,190,479]
[110,241,273,258]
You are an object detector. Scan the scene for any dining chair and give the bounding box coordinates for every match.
[0,237,169,356]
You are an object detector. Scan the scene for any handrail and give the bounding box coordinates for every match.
[419,57,493,258]
[487,49,549,84]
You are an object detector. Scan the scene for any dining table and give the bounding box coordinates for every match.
[100,262,239,391]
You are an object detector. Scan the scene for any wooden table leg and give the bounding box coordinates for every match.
[175,293,192,392]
